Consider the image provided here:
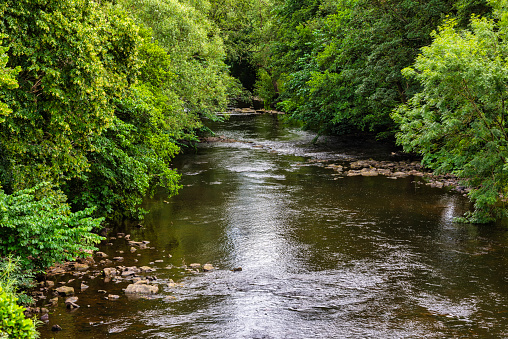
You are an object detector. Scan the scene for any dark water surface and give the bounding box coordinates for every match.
[40,114,508,338]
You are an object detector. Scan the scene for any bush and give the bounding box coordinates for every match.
[0,183,104,271]
[0,285,38,339]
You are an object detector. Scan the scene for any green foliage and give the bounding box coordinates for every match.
[253,0,492,137]
[0,0,231,220]
[63,36,191,219]
[118,0,231,118]
[0,257,35,306]
[0,0,141,191]
[0,37,19,119]
[392,15,508,222]
[0,183,104,271]
[0,285,38,339]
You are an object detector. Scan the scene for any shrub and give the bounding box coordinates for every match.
[0,183,104,271]
[0,285,38,339]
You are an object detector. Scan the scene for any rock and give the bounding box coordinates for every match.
[130,247,137,253]
[47,267,66,275]
[49,297,58,306]
[51,324,62,331]
[66,302,79,309]
[121,270,137,277]
[190,263,201,269]
[98,290,107,294]
[118,250,124,254]
[125,283,158,294]
[56,286,74,296]
[231,267,242,272]
[107,294,120,300]
[117,233,125,238]
[65,296,78,304]
[113,257,124,261]
[346,170,362,177]
[203,264,214,272]
[125,234,131,240]
[103,268,117,277]
[81,283,89,291]
[392,171,409,178]
[154,259,164,263]
[360,169,378,177]
[45,281,55,288]
[96,252,109,258]
[65,297,79,309]
[74,263,89,271]
[140,266,156,273]
[40,313,49,322]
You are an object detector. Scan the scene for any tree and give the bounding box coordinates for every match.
[118,0,233,118]
[392,12,508,223]
[0,0,140,191]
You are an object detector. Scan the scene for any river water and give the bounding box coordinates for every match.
[39,113,508,338]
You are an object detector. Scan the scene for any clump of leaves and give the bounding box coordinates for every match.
[0,182,104,271]
[0,284,39,339]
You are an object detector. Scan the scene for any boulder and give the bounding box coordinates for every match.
[74,263,89,271]
[203,264,214,272]
[55,286,74,296]
[65,297,79,309]
[140,266,156,273]
[103,268,117,277]
[125,283,158,294]
[360,170,378,177]
[121,270,137,277]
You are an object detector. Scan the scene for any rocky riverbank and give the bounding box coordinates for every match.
[321,159,468,195]
[200,133,469,197]
[26,233,220,331]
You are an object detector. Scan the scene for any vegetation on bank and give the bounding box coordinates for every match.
[0,0,235,327]
[214,0,507,223]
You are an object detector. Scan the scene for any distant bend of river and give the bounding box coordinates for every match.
[39,113,508,338]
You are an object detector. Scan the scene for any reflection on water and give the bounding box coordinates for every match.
[39,114,508,338]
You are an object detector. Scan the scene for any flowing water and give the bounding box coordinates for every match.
[39,114,508,338]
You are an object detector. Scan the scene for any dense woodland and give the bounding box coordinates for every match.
[0,0,507,335]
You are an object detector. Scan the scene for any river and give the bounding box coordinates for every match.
[39,113,508,338]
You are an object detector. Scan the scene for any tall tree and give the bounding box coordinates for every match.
[392,7,508,223]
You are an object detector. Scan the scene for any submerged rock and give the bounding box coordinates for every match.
[51,324,62,332]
